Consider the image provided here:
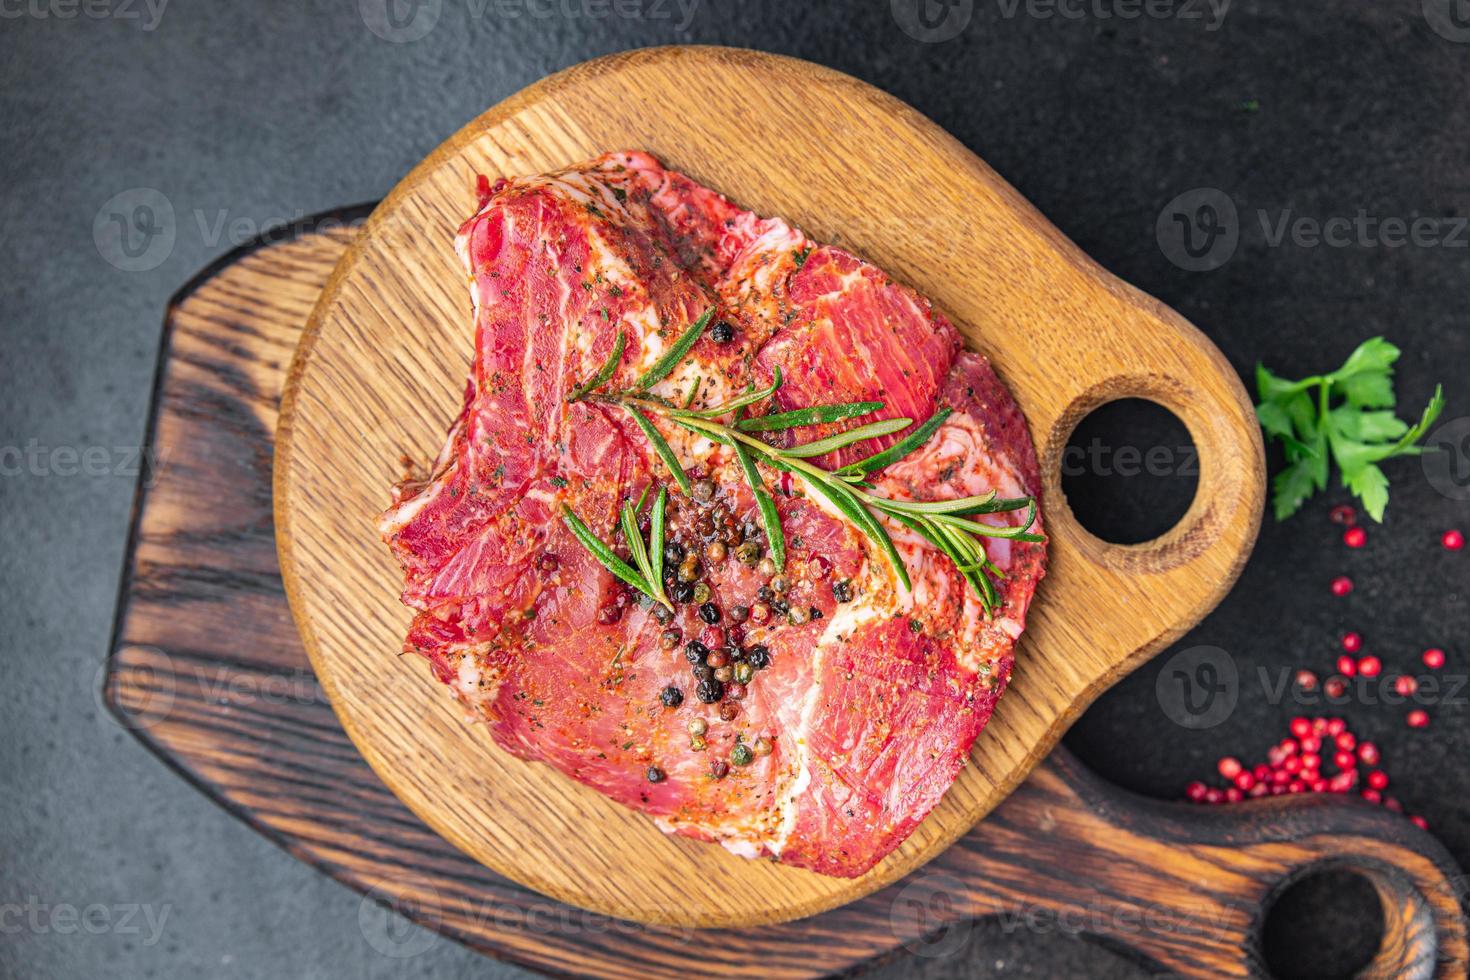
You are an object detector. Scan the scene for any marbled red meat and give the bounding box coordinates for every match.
[379,152,1046,877]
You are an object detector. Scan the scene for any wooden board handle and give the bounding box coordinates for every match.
[902,750,1468,978]
[1023,281,1264,584]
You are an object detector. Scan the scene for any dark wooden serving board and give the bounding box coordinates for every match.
[106,212,1469,978]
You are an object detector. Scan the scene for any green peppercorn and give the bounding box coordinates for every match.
[730,744,754,766]
[692,581,711,604]
[733,662,755,684]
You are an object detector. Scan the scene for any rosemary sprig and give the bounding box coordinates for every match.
[735,401,885,432]
[624,408,691,495]
[562,317,1040,613]
[731,437,786,572]
[561,488,673,610]
[836,408,952,478]
[568,331,626,402]
[637,307,714,391]
[784,417,914,458]
[681,367,782,418]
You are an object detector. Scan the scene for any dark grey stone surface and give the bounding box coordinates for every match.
[2,1,1467,977]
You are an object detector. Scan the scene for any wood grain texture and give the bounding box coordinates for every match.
[274,46,1267,927]
[108,218,1467,978]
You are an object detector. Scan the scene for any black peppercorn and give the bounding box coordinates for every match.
[698,601,721,624]
[833,580,854,603]
[746,645,771,669]
[684,640,709,664]
[696,678,724,704]
[659,686,684,707]
[710,320,735,343]
[647,766,666,783]
[672,581,695,604]
[663,541,686,564]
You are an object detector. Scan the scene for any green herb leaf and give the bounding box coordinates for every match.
[873,491,998,515]
[621,500,651,583]
[636,307,714,391]
[782,418,914,458]
[1327,337,1400,382]
[1344,463,1390,522]
[649,487,667,589]
[1255,401,1294,441]
[799,475,910,591]
[1337,371,1395,409]
[679,367,783,419]
[731,441,785,572]
[567,331,626,402]
[624,408,691,495]
[1256,337,1442,522]
[735,401,884,433]
[562,505,653,599]
[838,408,953,475]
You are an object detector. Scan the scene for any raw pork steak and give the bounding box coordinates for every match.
[379,152,1046,877]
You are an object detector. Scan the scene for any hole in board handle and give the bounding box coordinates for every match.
[1059,399,1199,546]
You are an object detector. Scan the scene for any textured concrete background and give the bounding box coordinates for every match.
[3,1,1468,977]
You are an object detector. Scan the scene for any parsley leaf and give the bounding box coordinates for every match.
[1255,337,1443,522]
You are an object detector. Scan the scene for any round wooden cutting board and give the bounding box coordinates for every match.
[275,46,1265,928]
